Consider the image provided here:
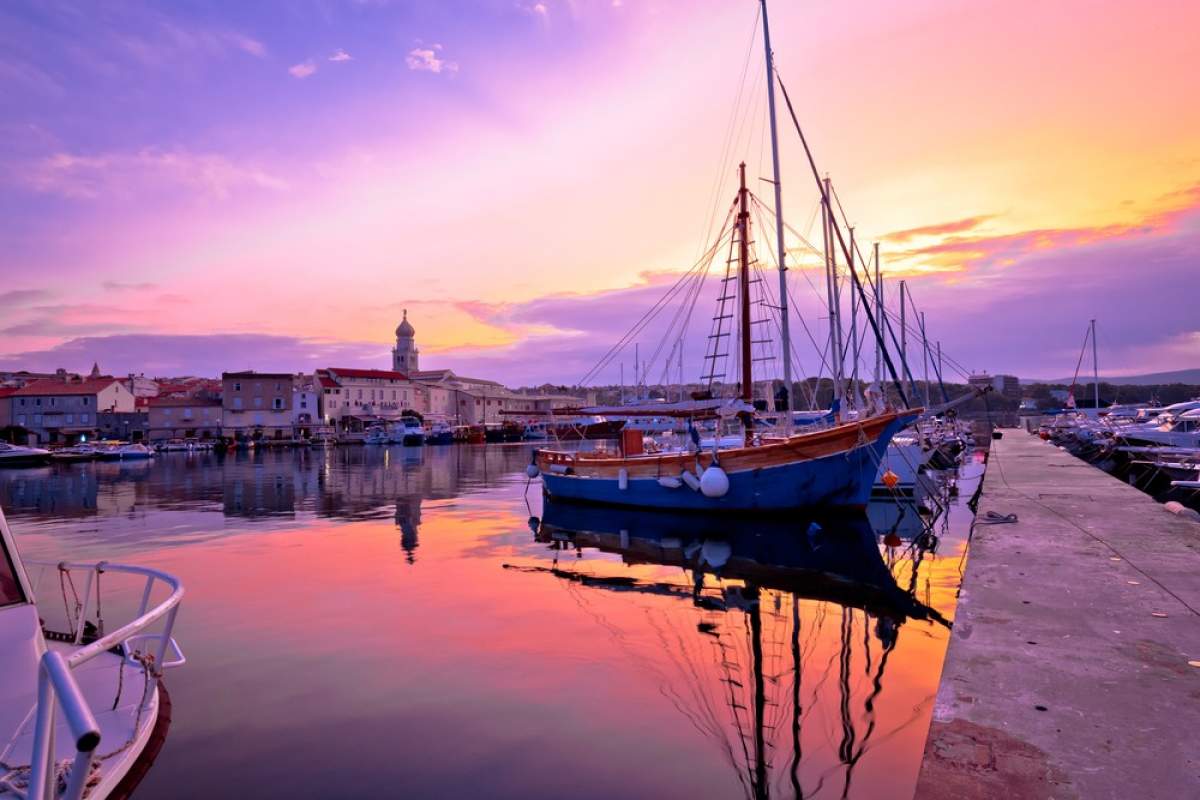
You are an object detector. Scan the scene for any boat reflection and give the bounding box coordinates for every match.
[512,501,949,799]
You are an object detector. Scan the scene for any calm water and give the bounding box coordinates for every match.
[1,445,980,799]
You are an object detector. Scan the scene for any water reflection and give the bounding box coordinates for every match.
[518,502,951,800]
[0,444,976,799]
[0,445,535,551]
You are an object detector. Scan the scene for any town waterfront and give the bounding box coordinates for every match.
[2,444,979,799]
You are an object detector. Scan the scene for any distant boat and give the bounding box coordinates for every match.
[364,424,389,445]
[0,442,51,467]
[96,442,154,460]
[396,417,425,446]
[50,444,99,463]
[425,421,454,445]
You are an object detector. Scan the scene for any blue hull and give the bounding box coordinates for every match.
[542,416,910,513]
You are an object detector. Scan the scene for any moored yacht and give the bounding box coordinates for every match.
[0,444,52,468]
[0,505,185,800]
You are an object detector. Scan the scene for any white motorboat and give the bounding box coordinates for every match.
[0,444,52,468]
[1119,409,1200,449]
[0,505,185,800]
[96,443,154,461]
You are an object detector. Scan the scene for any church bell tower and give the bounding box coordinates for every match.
[392,309,419,373]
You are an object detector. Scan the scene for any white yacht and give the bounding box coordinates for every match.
[1120,409,1200,449]
[0,444,51,468]
[0,505,185,799]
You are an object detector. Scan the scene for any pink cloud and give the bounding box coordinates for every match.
[288,60,317,79]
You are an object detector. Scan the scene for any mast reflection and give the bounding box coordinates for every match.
[512,501,948,799]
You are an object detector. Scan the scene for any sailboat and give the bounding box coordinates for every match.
[533,2,917,512]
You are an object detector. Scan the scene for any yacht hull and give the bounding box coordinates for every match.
[539,412,914,512]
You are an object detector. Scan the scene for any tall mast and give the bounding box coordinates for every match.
[1091,318,1099,411]
[759,0,793,429]
[873,243,882,388]
[823,176,842,409]
[920,311,931,408]
[849,226,861,410]
[899,280,908,402]
[738,162,753,404]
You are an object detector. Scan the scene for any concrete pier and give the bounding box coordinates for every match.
[916,432,1200,799]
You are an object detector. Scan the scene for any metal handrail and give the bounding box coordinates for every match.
[18,560,185,800]
[26,559,185,669]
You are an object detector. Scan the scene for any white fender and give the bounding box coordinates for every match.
[618,468,628,490]
[680,470,701,491]
[700,466,730,498]
[700,540,731,568]
[548,464,570,474]
[658,476,683,489]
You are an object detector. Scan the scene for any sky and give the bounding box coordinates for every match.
[0,0,1197,385]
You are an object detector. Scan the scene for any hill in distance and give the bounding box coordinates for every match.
[1026,367,1200,386]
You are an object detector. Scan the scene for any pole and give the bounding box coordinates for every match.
[1091,318,1099,411]
[821,181,839,409]
[619,362,624,406]
[634,343,640,402]
[830,181,844,406]
[760,0,793,428]
[873,242,881,388]
[738,162,753,404]
[849,227,860,410]
[900,280,908,402]
[920,311,931,408]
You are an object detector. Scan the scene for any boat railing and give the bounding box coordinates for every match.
[20,560,185,800]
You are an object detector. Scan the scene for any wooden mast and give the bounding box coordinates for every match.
[738,162,753,404]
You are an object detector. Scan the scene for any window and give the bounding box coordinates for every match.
[35,399,41,407]
[16,415,25,425]
[65,414,73,424]
[183,408,193,419]
[275,382,281,390]
[164,408,172,417]
[18,399,24,406]
[357,389,363,399]
[300,399,307,408]
[80,413,88,424]
[233,397,243,410]
[234,382,242,392]
[273,398,283,410]
[83,397,89,406]
[49,398,56,407]
[33,414,42,424]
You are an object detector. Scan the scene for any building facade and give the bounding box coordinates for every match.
[317,368,417,426]
[147,397,223,442]
[9,378,136,444]
[221,371,295,440]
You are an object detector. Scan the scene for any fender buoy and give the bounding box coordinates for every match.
[526,464,540,478]
[700,466,730,498]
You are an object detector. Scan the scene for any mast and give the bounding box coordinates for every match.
[873,242,881,388]
[899,280,908,402]
[738,162,753,404]
[1091,318,1099,411]
[759,0,793,429]
[823,176,842,409]
[849,226,861,410]
[920,311,931,408]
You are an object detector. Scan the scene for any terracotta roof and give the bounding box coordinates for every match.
[11,378,121,397]
[318,376,339,388]
[0,388,17,398]
[327,368,409,381]
[147,396,222,408]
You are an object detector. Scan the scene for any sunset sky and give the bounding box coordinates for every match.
[1,0,1197,385]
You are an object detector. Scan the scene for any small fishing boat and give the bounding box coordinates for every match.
[0,505,185,799]
[49,445,99,464]
[425,422,454,445]
[154,439,191,452]
[522,421,550,440]
[95,443,153,461]
[0,443,52,468]
[394,417,425,446]
[363,424,389,445]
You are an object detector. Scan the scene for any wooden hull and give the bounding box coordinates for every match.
[537,411,916,512]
